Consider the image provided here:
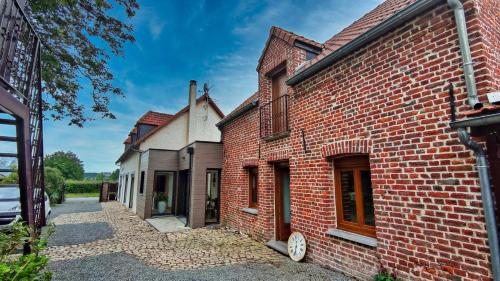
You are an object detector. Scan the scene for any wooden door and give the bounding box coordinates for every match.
[271,69,287,133]
[275,165,291,241]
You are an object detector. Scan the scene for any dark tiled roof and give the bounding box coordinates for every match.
[137,111,173,126]
[227,92,259,118]
[217,92,259,127]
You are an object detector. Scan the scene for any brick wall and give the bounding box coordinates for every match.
[220,0,498,280]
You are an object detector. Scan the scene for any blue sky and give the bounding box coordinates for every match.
[43,0,383,172]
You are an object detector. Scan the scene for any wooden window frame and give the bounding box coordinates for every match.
[334,155,376,237]
[248,168,258,208]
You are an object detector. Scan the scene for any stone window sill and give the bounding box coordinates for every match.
[262,131,290,142]
[241,208,258,216]
[326,229,377,247]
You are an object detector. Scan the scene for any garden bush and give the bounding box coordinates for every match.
[65,180,101,193]
[44,167,65,204]
[0,222,54,280]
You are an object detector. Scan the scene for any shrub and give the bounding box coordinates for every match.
[374,272,399,281]
[0,222,54,280]
[65,180,101,193]
[0,164,18,184]
[44,167,65,204]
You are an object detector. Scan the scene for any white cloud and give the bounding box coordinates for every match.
[133,6,167,40]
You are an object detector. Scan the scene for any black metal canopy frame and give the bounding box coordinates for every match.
[0,0,46,247]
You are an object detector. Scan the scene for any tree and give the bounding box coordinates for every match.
[0,164,19,184]
[27,0,140,126]
[96,172,105,181]
[44,167,65,204]
[109,169,119,181]
[44,151,84,180]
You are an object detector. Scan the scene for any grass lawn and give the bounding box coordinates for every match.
[65,192,100,198]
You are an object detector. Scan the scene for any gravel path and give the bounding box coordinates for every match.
[47,198,353,281]
[50,197,102,219]
[49,252,352,281]
[48,222,113,247]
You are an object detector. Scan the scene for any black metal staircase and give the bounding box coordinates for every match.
[0,0,45,240]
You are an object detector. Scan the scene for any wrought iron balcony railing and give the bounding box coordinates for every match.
[260,94,289,138]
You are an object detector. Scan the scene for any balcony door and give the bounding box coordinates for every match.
[271,68,287,134]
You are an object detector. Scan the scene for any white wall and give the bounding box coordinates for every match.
[118,152,140,213]
[140,100,222,152]
[190,99,223,143]
[117,96,223,214]
[140,113,188,151]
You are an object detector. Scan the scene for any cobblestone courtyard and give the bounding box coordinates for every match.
[45,198,352,281]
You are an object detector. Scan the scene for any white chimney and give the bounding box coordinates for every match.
[187,80,197,144]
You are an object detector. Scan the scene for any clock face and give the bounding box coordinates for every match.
[288,232,306,261]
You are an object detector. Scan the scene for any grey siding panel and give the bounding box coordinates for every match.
[144,150,179,219]
[130,143,222,227]
[190,142,223,228]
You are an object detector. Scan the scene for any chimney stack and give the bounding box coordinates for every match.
[187,80,197,144]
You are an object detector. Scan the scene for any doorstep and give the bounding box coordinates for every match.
[266,240,288,256]
[146,216,190,233]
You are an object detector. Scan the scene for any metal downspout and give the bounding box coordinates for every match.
[185,147,194,227]
[448,0,482,110]
[447,1,498,279]
[456,129,500,281]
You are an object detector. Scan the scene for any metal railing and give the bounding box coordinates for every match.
[260,95,289,138]
[0,0,45,232]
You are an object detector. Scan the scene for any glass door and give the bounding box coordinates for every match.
[152,171,175,216]
[205,169,220,224]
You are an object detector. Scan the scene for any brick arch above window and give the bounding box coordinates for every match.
[266,150,290,163]
[242,158,259,168]
[321,139,372,158]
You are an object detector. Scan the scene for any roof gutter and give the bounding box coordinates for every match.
[287,0,443,86]
[216,101,258,128]
[450,112,500,129]
[115,145,141,164]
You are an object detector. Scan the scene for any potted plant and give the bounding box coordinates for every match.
[157,193,168,214]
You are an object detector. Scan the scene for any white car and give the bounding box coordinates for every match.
[0,185,51,230]
[44,191,51,221]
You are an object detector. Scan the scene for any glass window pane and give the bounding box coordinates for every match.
[282,169,291,224]
[361,170,375,226]
[206,170,220,223]
[340,171,357,223]
[250,169,258,205]
[252,175,257,203]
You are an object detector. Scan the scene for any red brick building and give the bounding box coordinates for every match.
[217,0,499,280]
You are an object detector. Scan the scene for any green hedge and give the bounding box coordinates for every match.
[65,180,101,193]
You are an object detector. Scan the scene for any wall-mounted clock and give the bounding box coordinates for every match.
[288,232,306,261]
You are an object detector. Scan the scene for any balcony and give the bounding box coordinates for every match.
[260,94,289,140]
